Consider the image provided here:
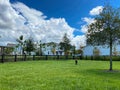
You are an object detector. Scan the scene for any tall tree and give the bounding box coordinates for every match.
[16,35,24,55]
[59,33,72,55]
[86,5,120,71]
[24,37,35,55]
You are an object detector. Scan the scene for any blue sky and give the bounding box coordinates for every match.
[10,0,120,36]
[0,0,120,48]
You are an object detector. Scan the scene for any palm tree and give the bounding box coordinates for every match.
[16,35,24,55]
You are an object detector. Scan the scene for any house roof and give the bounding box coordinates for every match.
[7,43,16,47]
[0,43,16,48]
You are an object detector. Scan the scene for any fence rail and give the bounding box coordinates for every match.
[0,54,120,63]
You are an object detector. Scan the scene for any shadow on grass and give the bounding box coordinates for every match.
[76,69,120,79]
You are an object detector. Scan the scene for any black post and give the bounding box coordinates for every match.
[73,55,75,59]
[57,55,59,60]
[45,55,48,60]
[1,54,4,63]
[24,54,26,61]
[91,56,93,60]
[86,55,87,60]
[33,55,35,60]
[14,54,17,62]
[65,55,68,60]
[104,55,106,60]
[80,55,82,60]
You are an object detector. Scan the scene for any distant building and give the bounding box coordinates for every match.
[0,43,16,55]
[41,44,64,55]
[7,43,16,47]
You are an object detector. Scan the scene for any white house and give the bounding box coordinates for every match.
[41,44,64,55]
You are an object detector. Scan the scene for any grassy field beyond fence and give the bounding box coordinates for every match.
[0,60,120,90]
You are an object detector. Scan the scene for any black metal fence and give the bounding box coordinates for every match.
[0,54,82,63]
[0,54,120,63]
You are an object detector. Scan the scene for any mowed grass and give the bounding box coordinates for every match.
[0,60,120,90]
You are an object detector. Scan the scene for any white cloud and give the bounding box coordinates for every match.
[90,6,103,16]
[81,25,88,33]
[80,6,103,42]
[81,17,95,33]
[0,1,16,29]
[80,6,103,33]
[12,2,46,25]
[82,17,95,24]
[76,6,103,46]
[0,0,86,48]
[71,35,86,49]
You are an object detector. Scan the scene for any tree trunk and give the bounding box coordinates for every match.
[109,44,112,71]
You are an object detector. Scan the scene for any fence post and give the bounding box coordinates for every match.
[104,55,105,60]
[24,54,26,61]
[33,55,35,60]
[73,56,75,59]
[80,55,82,60]
[91,56,93,60]
[45,55,48,60]
[1,54,4,63]
[57,55,59,60]
[65,55,68,60]
[86,55,87,60]
[14,54,17,62]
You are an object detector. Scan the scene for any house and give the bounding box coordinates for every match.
[0,43,16,55]
[41,44,64,55]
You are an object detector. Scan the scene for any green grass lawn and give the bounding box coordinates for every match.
[0,60,120,90]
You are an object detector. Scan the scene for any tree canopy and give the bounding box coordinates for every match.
[24,37,35,55]
[59,33,72,55]
[86,5,120,71]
